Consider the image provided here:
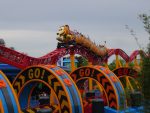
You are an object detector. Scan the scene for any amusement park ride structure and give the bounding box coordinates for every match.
[0,25,145,69]
[0,25,146,113]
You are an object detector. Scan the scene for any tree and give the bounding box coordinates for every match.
[108,59,134,70]
[139,13,150,112]
[0,38,5,46]
[108,60,116,70]
[75,56,88,67]
[10,47,15,50]
[0,39,15,50]
[141,51,150,112]
[139,14,150,39]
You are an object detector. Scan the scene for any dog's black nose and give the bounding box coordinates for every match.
[57,33,59,35]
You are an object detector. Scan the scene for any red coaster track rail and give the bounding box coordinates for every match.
[0,45,102,69]
[0,45,146,69]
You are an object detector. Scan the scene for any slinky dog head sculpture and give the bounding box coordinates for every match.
[56,25,71,42]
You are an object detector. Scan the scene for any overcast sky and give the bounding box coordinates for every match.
[0,0,149,58]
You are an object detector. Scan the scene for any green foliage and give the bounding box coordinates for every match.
[108,59,127,70]
[10,47,15,50]
[0,38,5,46]
[141,55,150,112]
[75,56,88,67]
[128,62,134,68]
[142,56,150,96]
[139,13,150,112]
[0,38,15,49]
[108,60,116,70]
[139,14,150,38]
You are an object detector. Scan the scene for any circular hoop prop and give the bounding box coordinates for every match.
[0,70,21,113]
[113,67,138,78]
[113,67,141,91]
[70,66,126,110]
[12,65,83,113]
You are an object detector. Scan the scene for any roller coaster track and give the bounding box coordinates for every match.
[103,49,147,62]
[0,45,102,69]
[0,45,147,69]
